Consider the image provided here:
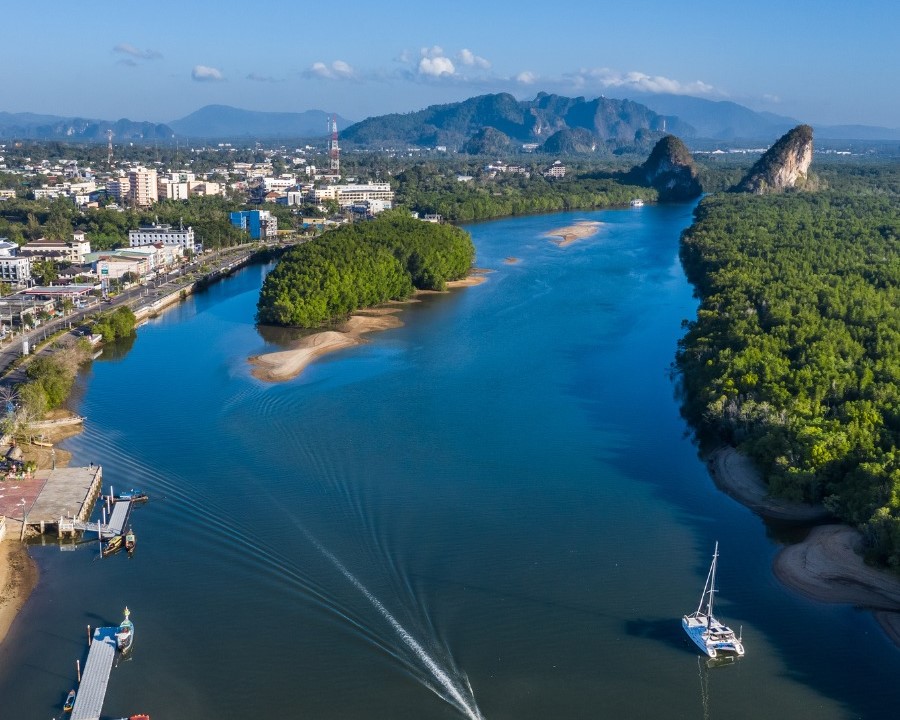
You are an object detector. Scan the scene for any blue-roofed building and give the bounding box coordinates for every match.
[230,210,278,240]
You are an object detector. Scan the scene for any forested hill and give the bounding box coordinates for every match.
[257,211,474,328]
[676,189,900,566]
[342,92,693,152]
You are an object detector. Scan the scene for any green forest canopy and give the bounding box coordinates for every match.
[257,211,475,328]
[677,190,900,567]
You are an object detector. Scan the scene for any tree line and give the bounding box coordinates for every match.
[257,210,474,327]
[676,188,900,568]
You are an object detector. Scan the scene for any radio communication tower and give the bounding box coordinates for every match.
[329,115,340,175]
[107,129,114,166]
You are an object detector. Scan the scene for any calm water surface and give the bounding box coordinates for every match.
[1,204,898,719]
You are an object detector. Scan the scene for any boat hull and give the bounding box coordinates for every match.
[682,615,744,658]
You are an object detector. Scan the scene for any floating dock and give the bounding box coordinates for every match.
[70,626,117,720]
[72,497,133,538]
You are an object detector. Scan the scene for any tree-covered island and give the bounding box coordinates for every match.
[256,210,475,327]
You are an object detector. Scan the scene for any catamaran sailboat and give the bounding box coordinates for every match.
[682,542,745,658]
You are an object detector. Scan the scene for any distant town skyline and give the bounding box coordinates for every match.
[6,0,898,129]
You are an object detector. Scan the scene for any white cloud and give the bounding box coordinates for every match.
[574,67,716,96]
[113,43,162,60]
[419,56,455,77]
[458,49,490,69]
[762,93,781,104]
[192,65,225,82]
[307,60,356,80]
[516,71,537,85]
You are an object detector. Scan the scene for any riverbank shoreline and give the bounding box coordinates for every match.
[708,445,900,648]
[249,272,488,383]
[0,410,81,646]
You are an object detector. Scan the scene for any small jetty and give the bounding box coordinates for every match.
[70,626,117,720]
[73,495,134,539]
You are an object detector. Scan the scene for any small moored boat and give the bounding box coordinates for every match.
[682,542,744,658]
[115,489,149,504]
[63,689,76,712]
[125,528,136,553]
[102,534,124,557]
[116,607,134,653]
[630,198,645,207]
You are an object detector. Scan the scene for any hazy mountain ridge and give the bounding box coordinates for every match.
[168,105,353,139]
[0,112,174,141]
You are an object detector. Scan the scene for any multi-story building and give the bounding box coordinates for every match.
[128,223,196,252]
[0,239,32,286]
[229,210,277,240]
[543,161,567,178]
[20,231,92,263]
[106,176,131,204]
[157,179,190,201]
[309,183,394,210]
[128,167,158,207]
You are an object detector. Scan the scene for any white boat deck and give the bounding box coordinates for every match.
[70,626,117,720]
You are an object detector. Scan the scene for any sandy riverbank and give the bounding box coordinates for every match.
[249,309,404,382]
[708,446,830,521]
[0,410,81,646]
[709,446,900,648]
[545,221,603,247]
[250,272,488,382]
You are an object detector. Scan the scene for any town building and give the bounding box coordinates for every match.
[229,210,277,240]
[310,183,394,210]
[0,239,32,287]
[106,176,131,204]
[128,223,196,252]
[128,167,159,207]
[20,231,91,263]
[543,161,567,178]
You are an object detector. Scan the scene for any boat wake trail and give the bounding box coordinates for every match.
[298,524,485,720]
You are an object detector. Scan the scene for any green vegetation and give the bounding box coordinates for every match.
[397,165,657,223]
[676,190,900,567]
[257,210,474,327]
[93,306,137,342]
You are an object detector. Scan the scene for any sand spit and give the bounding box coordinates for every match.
[545,221,603,247]
[249,310,403,382]
[710,446,900,648]
[708,447,830,522]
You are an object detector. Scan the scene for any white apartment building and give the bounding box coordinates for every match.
[0,239,31,286]
[158,179,190,201]
[262,176,297,192]
[310,183,394,209]
[106,176,131,203]
[20,231,92,263]
[129,223,196,252]
[128,167,159,207]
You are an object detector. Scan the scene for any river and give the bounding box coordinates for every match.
[1,204,898,719]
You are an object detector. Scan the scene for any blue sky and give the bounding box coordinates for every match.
[6,0,898,128]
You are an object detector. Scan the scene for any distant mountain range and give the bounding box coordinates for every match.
[0,112,173,141]
[167,105,353,139]
[0,97,896,146]
[341,92,693,151]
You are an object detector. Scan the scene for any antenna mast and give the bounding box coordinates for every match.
[107,130,114,167]
[329,115,340,175]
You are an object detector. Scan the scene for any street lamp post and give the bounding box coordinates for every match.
[18,498,27,541]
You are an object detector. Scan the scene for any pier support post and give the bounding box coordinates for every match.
[76,658,81,682]
[87,625,92,646]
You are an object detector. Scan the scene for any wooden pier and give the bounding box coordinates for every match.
[70,626,117,720]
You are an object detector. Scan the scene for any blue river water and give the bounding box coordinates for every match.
[1,203,899,719]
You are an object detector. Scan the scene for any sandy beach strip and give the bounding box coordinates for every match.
[707,446,830,521]
[249,310,403,383]
[545,221,603,247]
[0,539,37,645]
[709,445,900,647]
[250,272,488,382]
[773,524,900,613]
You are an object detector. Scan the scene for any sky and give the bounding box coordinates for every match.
[5,0,899,128]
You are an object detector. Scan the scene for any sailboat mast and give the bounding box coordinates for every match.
[708,541,719,619]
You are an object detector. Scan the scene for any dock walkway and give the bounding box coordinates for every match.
[73,499,132,538]
[70,626,117,720]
